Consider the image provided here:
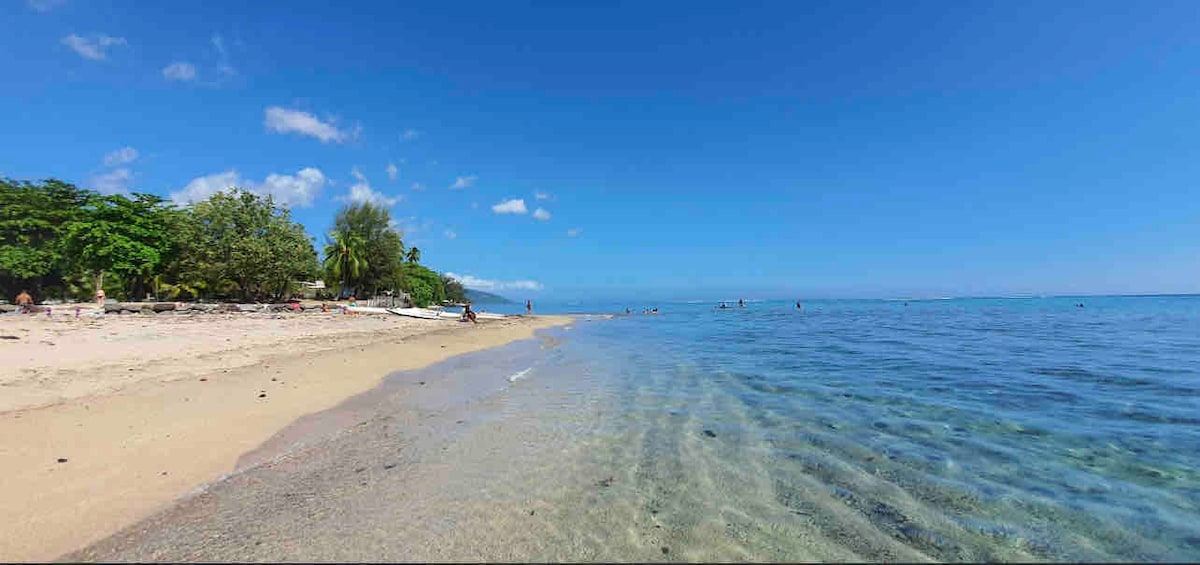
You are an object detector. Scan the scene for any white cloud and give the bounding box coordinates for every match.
[171,167,327,207]
[532,207,551,221]
[444,229,457,240]
[102,146,139,167]
[449,175,477,189]
[339,167,399,206]
[410,182,425,191]
[444,273,543,292]
[162,61,197,82]
[28,0,66,12]
[492,198,527,214]
[386,162,399,181]
[212,33,235,76]
[566,228,583,237]
[90,168,132,195]
[402,129,420,141]
[62,34,126,61]
[259,167,326,207]
[264,106,351,144]
[173,170,242,204]
[534,191,550,200]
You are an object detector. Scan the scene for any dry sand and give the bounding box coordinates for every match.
[0,309,570,561]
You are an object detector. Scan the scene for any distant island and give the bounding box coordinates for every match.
[465,289,514,304]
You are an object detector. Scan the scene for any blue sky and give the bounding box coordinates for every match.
[3,0,1200,300]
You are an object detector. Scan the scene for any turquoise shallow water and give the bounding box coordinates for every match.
[78,295,1200,561]
[496,296,1200,560]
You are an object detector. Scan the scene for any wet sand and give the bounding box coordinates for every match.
[0,311,569,561]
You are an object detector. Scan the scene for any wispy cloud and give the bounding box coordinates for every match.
[264,106,353,144]
[450,175,477,190]
[444,272,543,292]
[212,33,235,76]
[534,191,550,200]
[91,168,133,195]
[492,198,527,214]
[172,167,327,208]
[402,129,420,141]
[410,182,425,191]
[162,61,197,82]
[62,34,126,60]
[28,0,66,13]
[339,167,399,206]
[443,229,457,240]
[532,207,551,221]
[102,146,139,167]
[566,228,583,237]
[386,162,399,181]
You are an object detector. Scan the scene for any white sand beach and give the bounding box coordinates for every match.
[0,309,570,561]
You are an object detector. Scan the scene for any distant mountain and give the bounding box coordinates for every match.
[465,288,514,304]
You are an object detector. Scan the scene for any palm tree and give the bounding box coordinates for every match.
[406,246,421,264]
[322,229,366,298]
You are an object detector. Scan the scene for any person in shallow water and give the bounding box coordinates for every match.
[526,299,532,314]
[796,300,803,310]
[718,302,728,309]
[738,299,745,307]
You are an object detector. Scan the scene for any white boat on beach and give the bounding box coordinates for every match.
[347,305,510,321]
[385,307,444,320]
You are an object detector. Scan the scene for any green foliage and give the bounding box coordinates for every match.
[63,192,177,299]
[0,178,91,299]
[323,203,405,298]
[0,178,472,305]
[179,189,318,301]
[400,263,445,307]
[322,229,366,298]
[442,274,466,303]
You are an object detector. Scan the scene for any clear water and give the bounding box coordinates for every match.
[106,296,1200,561]
[454,296,1200,561]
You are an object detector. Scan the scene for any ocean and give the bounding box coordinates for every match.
[84,295,1200,561]
[439,295,1200,560]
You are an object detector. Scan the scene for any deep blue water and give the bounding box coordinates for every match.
[489,296,1200,560]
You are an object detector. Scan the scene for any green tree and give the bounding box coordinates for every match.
[180,189,317,301]
[0,179,91,299]
[322,229,366,298]
[63,193,177,300]
[441,274,466,303]
[324,203,405,297]
[399,262,446,307]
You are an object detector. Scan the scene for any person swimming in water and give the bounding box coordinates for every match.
[738,299,745,307]
[795,300,802,310]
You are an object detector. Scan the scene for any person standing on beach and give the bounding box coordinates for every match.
[14,290,33,314]
[526,299,532,314]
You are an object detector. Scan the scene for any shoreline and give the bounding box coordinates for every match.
[0,312,571,562]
